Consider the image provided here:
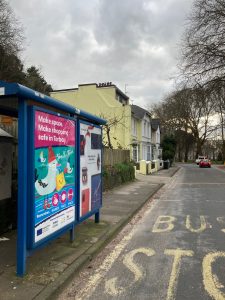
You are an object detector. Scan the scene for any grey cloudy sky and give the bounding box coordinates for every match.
[9,0,194,107]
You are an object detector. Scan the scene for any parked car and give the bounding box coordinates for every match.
[195,156,206,165]
[199,159,211,168]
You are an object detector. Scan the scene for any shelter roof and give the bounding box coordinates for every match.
[0,81,106,125]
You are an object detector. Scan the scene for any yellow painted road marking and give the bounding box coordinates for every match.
[186,215,207,233]
[105,248,155,296]
[164,249,194,300]
[75,200,157,300]
[203,252,225,300]
[217,217,225,233]
[75,229,135,300]
[152,216,176,233]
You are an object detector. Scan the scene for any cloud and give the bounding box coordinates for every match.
[8,0,194,106]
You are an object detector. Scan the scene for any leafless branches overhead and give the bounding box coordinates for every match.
[182,0,225,83]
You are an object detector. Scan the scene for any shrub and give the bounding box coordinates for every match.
[114,162,135,183]
[103,162,135,190]
[162,135,176,165]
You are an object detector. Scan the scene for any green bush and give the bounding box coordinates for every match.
[162,135,176,165]
[211,160,223,165]
[103,162,135,191]
[115,162,135,183]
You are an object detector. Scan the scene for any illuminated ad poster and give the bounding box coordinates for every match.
[80,122,102,218]
[34,110,75,243]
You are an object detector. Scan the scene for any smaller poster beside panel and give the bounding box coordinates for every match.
[80,122,102,218]
[34,110,76,243]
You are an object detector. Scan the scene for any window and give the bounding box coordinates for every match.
[147,145,151,161]
[142,144,146,160]
[152,146,156,160]
[116,93,128,105]
[158,148,162,159]
[133,146,138,162]
[157,131,160,143]
[143,120,151,138]
[132,118,137,136]
[148,123,151,139]
[143,121,146,136]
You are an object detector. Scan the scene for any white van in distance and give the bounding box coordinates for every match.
[195,156,206,165]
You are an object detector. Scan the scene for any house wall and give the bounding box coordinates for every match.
[51,85,131,149]
[141,115,151,161]
[152,129,156,144]
[152,126,161,160]
[130,114,152,162]
[156,127,160,144]
[130,117,139,161]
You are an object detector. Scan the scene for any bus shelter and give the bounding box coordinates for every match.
[0,80,106,276]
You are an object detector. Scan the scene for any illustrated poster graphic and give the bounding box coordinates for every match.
[34,110,76,243]
[80,123,102,217]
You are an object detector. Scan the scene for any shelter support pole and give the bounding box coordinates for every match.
[17,100,28,276]
[70,226,75,242]
[95,211,100,223]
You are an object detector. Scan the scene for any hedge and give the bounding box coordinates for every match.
[103,162,135,191]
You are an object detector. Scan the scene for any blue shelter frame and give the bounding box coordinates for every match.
[0,81,106,276]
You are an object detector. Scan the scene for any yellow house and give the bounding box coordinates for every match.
[51,83,131,149]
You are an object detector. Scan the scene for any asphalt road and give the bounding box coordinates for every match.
[68,165,225,300]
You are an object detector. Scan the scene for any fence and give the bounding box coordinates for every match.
[103,148,130,166]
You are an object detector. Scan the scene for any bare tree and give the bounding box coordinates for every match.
[99,111,129,149]
[0,0,25,82]
[152,85,216,159]
[208,80,225,160]
[182,0,225,84]
[0,0,24,55]
[0,1,53,92]
[101,115,122,149]
[187,86,215,156]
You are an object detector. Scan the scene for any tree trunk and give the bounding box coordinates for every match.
[184,144,189,162]
[222,141,225,162]
[106,127,113,149]
[221,116,225,162]
[196,139,203,158]
[178,144,182,162]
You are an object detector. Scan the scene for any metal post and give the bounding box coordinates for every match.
[17,100,28,276]
[70,226,75,242]
[95,211,100,223]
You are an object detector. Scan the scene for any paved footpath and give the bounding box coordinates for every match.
[0,166,178,300]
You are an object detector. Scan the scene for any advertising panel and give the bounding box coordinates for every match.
[80,122,102,218]
[34,110,76,243]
